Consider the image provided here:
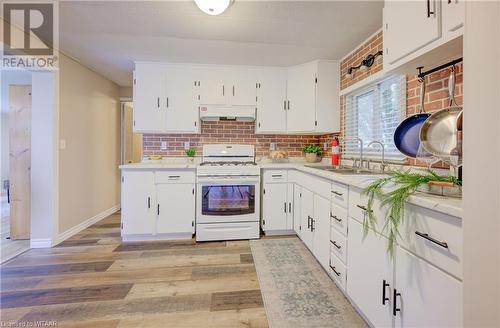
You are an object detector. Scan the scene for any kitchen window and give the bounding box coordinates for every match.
[344,75,406,160]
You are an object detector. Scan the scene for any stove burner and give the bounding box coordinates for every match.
[200,161,257,167]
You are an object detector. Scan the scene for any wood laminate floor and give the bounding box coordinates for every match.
[0,212,268,327]
[1,197,30,264]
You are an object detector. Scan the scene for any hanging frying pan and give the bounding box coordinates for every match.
[394,76,431,158]
[420,66,463,159]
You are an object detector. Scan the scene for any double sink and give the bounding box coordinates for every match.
[305,165,384,175]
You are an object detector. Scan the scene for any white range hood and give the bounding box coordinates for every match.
[199,105,256,122]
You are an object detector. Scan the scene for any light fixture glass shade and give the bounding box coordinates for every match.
[194,0,232,15]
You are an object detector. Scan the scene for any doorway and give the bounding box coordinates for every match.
[121,102,142,164]
[2,84,32,262]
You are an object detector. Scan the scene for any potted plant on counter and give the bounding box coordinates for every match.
[186,148,196,163]
[303,144,322,163]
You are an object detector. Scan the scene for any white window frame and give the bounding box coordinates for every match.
[343,74,406,161]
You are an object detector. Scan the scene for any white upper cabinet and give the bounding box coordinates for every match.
[164,66,200,133]
[286,62,316,133]
[230,69,257,106]
[199,67,226,106]
[441,0,464,35]
[133,63,166,133]
[255,69,288,134]
[287,60,340,134]
[383,0,464,73]
[383,0,441,66]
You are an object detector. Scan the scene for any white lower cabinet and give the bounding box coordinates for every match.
[293,184,302,234]
[394,246,463,328]
[121,171,156,235]
[347,218,394,327]
[156,183,195,235]
[312,194,331,271]
[261,170,294,235]
[121,169,196,241]
[299,188,314,249]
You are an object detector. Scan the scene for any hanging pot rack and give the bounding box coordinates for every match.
[416,57,463,81]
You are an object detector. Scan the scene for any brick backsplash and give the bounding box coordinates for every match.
[143,28,463,166]
[143,121,322,158]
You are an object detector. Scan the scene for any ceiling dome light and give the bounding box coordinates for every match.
[194,0,233,15]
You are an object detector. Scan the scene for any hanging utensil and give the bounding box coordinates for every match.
[394,76,431,158]
[419,66,463,163]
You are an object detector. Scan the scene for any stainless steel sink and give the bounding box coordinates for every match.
[305,165,383,175]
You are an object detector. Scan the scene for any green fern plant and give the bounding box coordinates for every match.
[185,148,196,157]
[362,170,461,255]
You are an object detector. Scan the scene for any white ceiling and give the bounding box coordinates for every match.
[59,1,383,86]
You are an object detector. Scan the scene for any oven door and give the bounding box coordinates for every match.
[197,176,260,223]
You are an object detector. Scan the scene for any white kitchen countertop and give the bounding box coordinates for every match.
[119,158,462,218]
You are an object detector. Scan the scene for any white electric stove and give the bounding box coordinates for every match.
[196,144,260,241]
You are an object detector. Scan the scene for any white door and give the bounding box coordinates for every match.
[347,218,393,328]
[199,67,227,105]
[312,194,330,271]
[394,246,463,328]
[262,183,288,232]
[442,0,464,34]
[230,69,257,106]
[300,188,314,250]
[383,0,441,65]
[293,184,302,234]
[256,69,287,133]
[121,171,156,235]
[286,183,294,230]
[156,183,195,235]
[286,64,316,133]
[165,66,199,133]
[133,64,166,133]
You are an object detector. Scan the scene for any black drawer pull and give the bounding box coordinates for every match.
[284,202,287,213]
[307,216,312,229]
[168,175,181,179]
[332,241,341,249]
[330,265,341,276]
[331,190,343,196]
[330,213,342,222]
[310,218,315,232]
[356,204,373,213]
[147,197,151,209]
[393,289,401,316]
[415,231,449,248]
[382,280,390,305]
[289,202,292,213]
[271,174,283,178]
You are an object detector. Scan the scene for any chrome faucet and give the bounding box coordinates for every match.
[339,137,364,169]
[367,141,387,172]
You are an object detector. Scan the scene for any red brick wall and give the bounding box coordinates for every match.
[143,121,319,158]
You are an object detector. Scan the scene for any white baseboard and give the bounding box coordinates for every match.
[54,205,120,246]
[30,238,53,248]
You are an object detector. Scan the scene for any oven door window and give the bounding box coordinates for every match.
[202,185,255,216]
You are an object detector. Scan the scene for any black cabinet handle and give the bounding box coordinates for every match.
[356,204,372,213]
[283,100,286,110]
[382,280,390,305]
[287,100,290,110]
[415,231,449,248]
[147,197,151,209]
[332,241,341,249]
[289,202,292,213]
[330,213,342,222]
[330,265,341,276]
[222,85,225,96]
[311,218,315,232]
[393,289,401,316]
[166,97,169,108]
[157,97,160,108]
[168,175,181,179]
[284,202,287,213]
[331,190,343,196]
[307,216,312,229]
[427,0,434,17]
[271,174,283,178]
[232,85,235,96]
[157,204,160,215]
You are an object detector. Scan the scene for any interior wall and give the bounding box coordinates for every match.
[0,70,32,190]
[463,1,500,326]
[58,54,121,234]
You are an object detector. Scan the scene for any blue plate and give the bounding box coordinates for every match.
[394,113,431,158]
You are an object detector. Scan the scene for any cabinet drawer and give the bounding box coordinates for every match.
[155,171,195,184]
[329,252,346,290]
[263,170,288,183]
[348,187,385,233]
[330,203,348,236]
[399,204,463,279]
[330,229,347,264]
[331,181,348,208]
